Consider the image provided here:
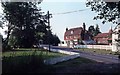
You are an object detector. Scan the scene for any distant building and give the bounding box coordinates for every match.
[94,29,112,45]
[64,23,94,48]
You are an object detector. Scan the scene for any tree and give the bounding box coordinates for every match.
[88,25,95,37]
[1,2,49,48]
[2,2,61,49]
[94,24,101,36]
[86,0,120,24]
[51,34,60,46]
[88,24,101,38]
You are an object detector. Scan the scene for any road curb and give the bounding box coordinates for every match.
[43,47,80,65]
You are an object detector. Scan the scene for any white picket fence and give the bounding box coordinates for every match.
[74,45,112,50]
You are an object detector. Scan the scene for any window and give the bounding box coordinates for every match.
[74,36,77,38]
[66,36,68,39]
[71,31,73,34]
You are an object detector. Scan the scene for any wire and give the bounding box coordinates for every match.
[52,8,90,15]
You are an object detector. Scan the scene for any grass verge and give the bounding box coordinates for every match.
[2,48,66,74]
[76,48,115,55]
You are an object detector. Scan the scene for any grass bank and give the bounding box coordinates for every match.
[2,48,66,74]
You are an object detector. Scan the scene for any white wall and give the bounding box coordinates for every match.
[58,41,67,47]
[112,34,118,52]
[112,24,120,52]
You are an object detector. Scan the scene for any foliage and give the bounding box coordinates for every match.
[88,24,101,37]
[1,2,60,49]
[86,0,120,24]
[50,34,60,46]
[88,25,95,38]
[2,2,48,48]
[94,24,101,35]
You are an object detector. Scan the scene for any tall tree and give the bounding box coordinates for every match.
[88,25,101,38]
[86,0,120,24]
[2,2,61,49]
[2,2,49,48]
[88,25,95,36]
[95,24,101,36]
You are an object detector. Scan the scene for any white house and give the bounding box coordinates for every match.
[112,24,120,52]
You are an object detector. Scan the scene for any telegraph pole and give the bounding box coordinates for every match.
[47,11,51,52]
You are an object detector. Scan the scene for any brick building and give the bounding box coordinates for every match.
[94,29,112,45]
[64,23,94,48]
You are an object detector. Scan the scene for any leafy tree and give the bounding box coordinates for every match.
[2,2,61,49]
[86,0,120,24]
[1,2,48,48]
[88,24,101,38]
[51,34,60,46]
[42,30,60,46]
[94,24,101,36]
[88,25,95,37]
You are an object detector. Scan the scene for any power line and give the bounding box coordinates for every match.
[52,8,90,15]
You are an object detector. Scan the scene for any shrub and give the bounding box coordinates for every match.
[2,44,12,52]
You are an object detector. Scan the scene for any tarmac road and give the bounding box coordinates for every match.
[41,45,120,64]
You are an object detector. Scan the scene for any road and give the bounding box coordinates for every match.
[41,45,120,64]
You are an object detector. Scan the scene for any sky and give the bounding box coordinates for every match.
[40,1,116,41]
[0,0,117,40]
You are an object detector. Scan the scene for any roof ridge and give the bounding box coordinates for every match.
[69,27,83,30]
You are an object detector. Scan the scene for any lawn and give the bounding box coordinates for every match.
[2,48,97,74]
[3,49,66,59]
[2,48,67,74]
[76,48,116,55]
[2,48,120,74]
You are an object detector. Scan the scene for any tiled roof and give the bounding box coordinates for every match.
[64,27,83,36]
[94,33,109,38]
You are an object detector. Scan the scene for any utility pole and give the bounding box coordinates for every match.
[47,11,52,52]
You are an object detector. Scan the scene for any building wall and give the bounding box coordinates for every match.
[112,25,120,52]
[58,41,67,47]
[64,26,93,48]
[97,38,108,44]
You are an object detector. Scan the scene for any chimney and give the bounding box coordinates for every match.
[66,28,68,31]
[83,23,86,31]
